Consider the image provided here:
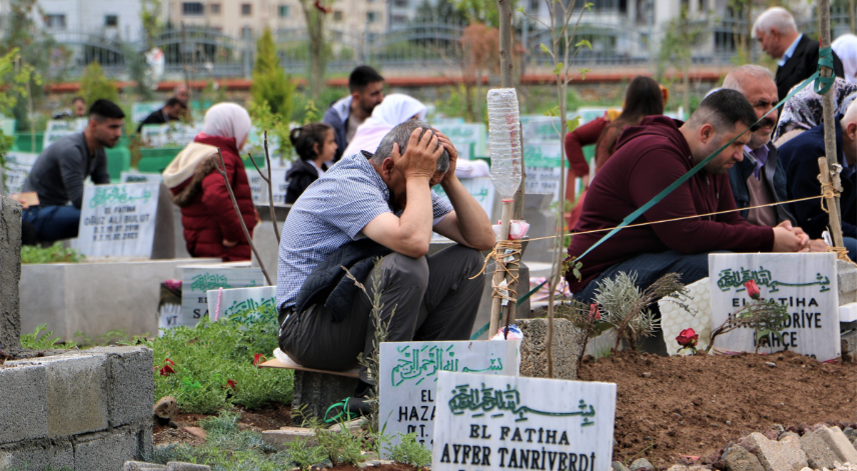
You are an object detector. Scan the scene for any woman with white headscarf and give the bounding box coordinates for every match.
[341,94,427,158]
[341,93,490,177]
[163,103,258,261]
[833,34,857,85]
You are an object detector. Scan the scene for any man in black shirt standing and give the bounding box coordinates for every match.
[136,97,186,134]
[21,99,125,242]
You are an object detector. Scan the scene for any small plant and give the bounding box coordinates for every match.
[385,432,432,468]
[312,419,364,467]
[593,271,690,351]
[199,409,241,436]
[20,324,77,350]
[21,242,84,264]
[708,280,791,354]
[286,437,328,470]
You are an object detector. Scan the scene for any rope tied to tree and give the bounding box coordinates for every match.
[472,239,523,305]
[814,46,837,95]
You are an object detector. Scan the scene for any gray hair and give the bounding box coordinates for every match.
[722,65,775,94]
[753,7,797,37]
[374,120,450,174]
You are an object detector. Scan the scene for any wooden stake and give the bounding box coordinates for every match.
[818,157,846,248]
[818,0,846,249]
[489,199,514,337]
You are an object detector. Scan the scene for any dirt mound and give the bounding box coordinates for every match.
[578,350,857,469]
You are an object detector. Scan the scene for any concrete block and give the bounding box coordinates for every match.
[166,462,212,470]
[74,429,139,471]
[744,432,808,471]
[125,461,167,471]
[839,260,857,305]
[841,303,857,322]
[0,363,48,444]
[137,423,154,460]
[0,439,74,471]
[0,195,22,353]
[517,318,583,380]
[800,431,839,470]
[19,258,220,341]
[471,261,531,339]
[291,370,358,426]
[87,346,155,427]
[815,426,857,464]
[41,353,110,437]
[261,426,317,449]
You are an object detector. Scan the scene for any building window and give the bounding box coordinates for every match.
[367,11,378,22]
[333,10,343,21]
[104,15,118,27]
[241,3,252,15]
[529,0,539,12]
[278,4,289,17]
[44,14,66,29]
[210,3,221,14]
[182,2,204,15]
[393,0,407,6]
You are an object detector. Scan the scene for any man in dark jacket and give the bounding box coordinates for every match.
[136,97,187,134]
[723,66,799,228]
[323,65,384,162]
[753,7,844,102]
[21,99,125,242]
[778,101,857,261]
[276,121,495,410]
[567,90,807,303]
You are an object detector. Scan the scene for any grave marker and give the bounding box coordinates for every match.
[71,182,161,258]
[433,177,496,221]
[42,119,87,149]
[433,123,486,160]
[1,151,37,195]
[709,253,840,361]
[205,286,276,324]
[180,266,266,328]
[523,143,562,201]
[379,340,520,449]
[120,171,163,184]
[432,371,616,471]
[131,102,164,123]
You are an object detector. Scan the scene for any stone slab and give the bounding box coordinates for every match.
[723,444,765,471]
[261,427,317,449]
[744,432,808,471]
[0,364,47,444]
[291,370,358,425]
[841,303,857,322]
[19,258,221,341]
[165,462,212,471]
[0,439,74,471]
[839,260,857,305]
[45,353,110,437]
[0,196,22,353]
[800,430,839,470]
[518,318,583,380]
[816,426,857,464]
[75,429,140,471]
[124,461,167,471]
[87,346,155,427]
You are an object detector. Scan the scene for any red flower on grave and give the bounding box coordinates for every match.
[253,354,266,367]
[314,0,332,13]
[745,280,761,300]
[588,303,601,321]
[676,328,699,348]
[164,358,175,366]
[227,379,237,391]
[159,364,175,376]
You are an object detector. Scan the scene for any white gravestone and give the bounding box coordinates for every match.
[659,277,712,356]
[2,151,37,195]
[434,177,496,222]
[709,253,840,361]
[71,182,161,258]
[180,266,266,328]
[432,371,617,471]
[254,167,289,206]
[433,123,486,160]
[379,340,521,449]
[205,286,276,324]
[131,102,164,123]
[524,143,562,201]
[43,119,87,149]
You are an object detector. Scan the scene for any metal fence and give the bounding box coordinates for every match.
[32,8,857,80]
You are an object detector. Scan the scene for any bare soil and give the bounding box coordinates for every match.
[577,350,857,469]
[153,402,292,447]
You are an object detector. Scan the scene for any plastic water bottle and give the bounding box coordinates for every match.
[487,88,523,200]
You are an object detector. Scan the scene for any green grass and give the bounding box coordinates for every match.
[142,307,293,414]
[21,242,84,264]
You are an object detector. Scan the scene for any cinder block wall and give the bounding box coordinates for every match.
[0,346,154,471]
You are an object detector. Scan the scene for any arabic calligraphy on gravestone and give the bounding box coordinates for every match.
[379,340,520,450]
[709,253,840,361]
[178,267,266,328]
[432,371,617,471]
[71,182,160,258]
[205,286,277,325]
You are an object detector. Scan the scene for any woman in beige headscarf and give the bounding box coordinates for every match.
[163,103,258,261]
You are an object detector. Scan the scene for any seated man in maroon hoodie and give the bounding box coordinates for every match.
[567,89,807,303]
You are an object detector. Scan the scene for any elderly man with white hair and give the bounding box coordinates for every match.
[753,6,844,102]
[778,99,857,261]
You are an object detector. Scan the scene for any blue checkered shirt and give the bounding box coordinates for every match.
[276,151,453,310]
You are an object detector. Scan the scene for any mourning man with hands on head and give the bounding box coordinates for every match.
[276,120,495,414]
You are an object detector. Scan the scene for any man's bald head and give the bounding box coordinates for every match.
[842,100,857,165]
[723,65,779,149]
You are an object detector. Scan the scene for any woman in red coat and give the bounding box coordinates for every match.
[163,103,258,261]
